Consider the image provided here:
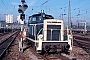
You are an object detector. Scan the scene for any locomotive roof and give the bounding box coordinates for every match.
[31,13,54,19]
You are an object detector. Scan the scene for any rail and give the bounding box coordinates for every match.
[0,31,19,59]
[74,39,90,55]
[73,35,90,58]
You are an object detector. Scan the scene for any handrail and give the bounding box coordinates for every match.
[37,28,43,35]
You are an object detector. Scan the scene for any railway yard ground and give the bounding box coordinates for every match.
[0,32,90,60]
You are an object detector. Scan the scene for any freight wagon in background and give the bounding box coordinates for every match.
[23,10,73,54]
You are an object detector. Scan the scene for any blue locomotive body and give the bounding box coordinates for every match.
[28,11,54,40]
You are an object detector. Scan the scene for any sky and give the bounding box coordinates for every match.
[0,0,90,25]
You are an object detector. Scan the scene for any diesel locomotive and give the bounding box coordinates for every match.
[25,10,73,54]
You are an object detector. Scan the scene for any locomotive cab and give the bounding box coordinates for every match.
[37,19,72,53]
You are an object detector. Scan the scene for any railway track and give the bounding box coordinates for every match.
[73,33,90,42]
[0,32,16,43]
[74,39,90,54]
[29,48,71,60]
[0,31,19,59]
[24,41,75,60]
[0,32,9,37]
[73,34,90,58]
[44,54,71,60]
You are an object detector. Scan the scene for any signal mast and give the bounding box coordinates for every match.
[18,0,28,52]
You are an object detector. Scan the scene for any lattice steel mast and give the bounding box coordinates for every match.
[68,0,73,49]
[68,0,72,28]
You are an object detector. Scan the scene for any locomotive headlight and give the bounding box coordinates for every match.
[40,35,43,39]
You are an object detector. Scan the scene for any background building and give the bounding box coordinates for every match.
[6,14,13,23]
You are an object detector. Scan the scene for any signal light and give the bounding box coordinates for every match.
[18,8,23,13]
[18,4,28,13]
[20,14,25,20]
[18,5,23,13]
[22,4,28,11]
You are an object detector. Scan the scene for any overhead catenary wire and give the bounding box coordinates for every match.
[26,0,50,15]
[26,0,90,19]
[0,0,19,22]
[0,0,10,14]
[34,0,50,13]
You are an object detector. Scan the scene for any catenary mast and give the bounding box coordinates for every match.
[68,0,72,28]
